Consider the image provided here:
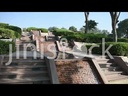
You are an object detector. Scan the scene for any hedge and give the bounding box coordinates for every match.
[52,28,128,43]
[84,33,107,43]
[0,40,16,54]
[6,25,22,38]
[118,38,128,42]
[0,23,22,38]
[105,38,128,42]
[86,42,128,56]
[64,33,107,43]
[26,27,48,33]
[0,23,9,27]
[53,29,74,36]
[0,28,15,39]
[64,33,128,43]
[38,28,48,33]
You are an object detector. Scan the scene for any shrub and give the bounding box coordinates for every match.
[118,38,128,42]
[0,40,16,54]
[53,29,74,36]
[0,28,15,39]
[5,25,22,38]
[0,23,22,38]
[38,28,48,33]
[64,33,107,43]
[105,38,128,42]
[0,23,9,27]
[86,42,128,56]
[26,27,48,33]
[26,27,37,32]
[63,33,86,42]
[85,33,107,43]
[105,37,113,42]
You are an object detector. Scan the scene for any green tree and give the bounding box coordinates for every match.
[88,20,98,30]
[117,18,128,38]
[79,27,85,32]
[61,27,67,30]
[23,28,27,32]
[110,12,121,42]
[69,26,77,32]
[48,27,59,32]
[101,30,109,35]
[88,27,101,33]
[83,20,98,32]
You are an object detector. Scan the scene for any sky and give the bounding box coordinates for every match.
[0,12,128,32]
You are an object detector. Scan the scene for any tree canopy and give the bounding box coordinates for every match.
[48,27,59,32]
[117,18,128,38]
[83,20,98,31]
[79,27,85,32]
[0,22,22,38]
[69,26,77,32]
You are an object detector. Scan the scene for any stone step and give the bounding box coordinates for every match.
[102,66,122,72]
[104,71,123,75]
[0,65,47,69]
[3,57,44,60]
[3,82,33,84]
[107,74,128,82]
[122,56,128,59]
[96,59,113,63]
[3,59,45,63]
[33,80,51,84]
[2,62,46,66]
[0,77,50,84]
[0,67,47,71]
[123,57,128,59]
[0,71,49,79]
[109,78,128,84]
[94,56,108,59]
[96,58,110,61]
[99,63,113,68]
[0,70,48,75]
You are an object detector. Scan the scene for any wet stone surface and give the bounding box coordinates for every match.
[55,60,100,84]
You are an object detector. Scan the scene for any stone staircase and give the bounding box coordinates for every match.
[0,56,51,84]
[93,56,128,84]
[0,34,59,84]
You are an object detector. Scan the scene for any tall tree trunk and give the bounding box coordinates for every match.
[84,12,89,34]
[110,12,120,42]
[112,22,117,42]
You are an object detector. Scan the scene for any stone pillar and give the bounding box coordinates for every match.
[32,34,35,41]
[36,38,40,51]
[39,30,41,36]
